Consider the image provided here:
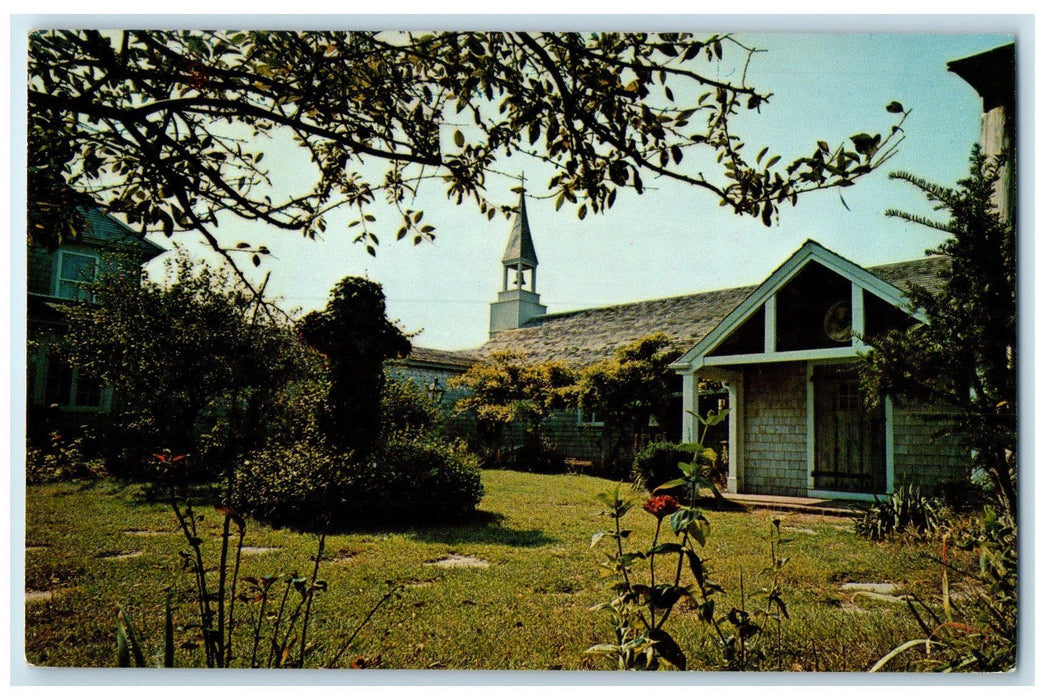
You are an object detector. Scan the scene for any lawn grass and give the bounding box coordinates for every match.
[24,470,966,671]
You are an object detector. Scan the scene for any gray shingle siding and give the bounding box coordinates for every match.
[742,363,809,496]
[892,403,968,489]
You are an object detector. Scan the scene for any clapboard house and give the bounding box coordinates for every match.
[26,208,165,431]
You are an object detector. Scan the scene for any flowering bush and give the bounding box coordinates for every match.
[25,431,104,484]
[588,477,790,671]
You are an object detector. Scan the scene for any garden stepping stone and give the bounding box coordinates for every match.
[240,546,281,555]
[782,526,818,535]
[26,588,76,604]
[840,582,899,595]
[405,579,435,589]
[427,554,489,569]
[840,582,910,608]
[97,550,144,560]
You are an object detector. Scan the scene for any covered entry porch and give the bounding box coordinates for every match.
[679,359,893,501]
[669,241,925,501]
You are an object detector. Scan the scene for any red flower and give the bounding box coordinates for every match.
[643,495,680,520]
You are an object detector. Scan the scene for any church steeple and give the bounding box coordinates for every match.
[489,190,547,336]
[500,191,539,293]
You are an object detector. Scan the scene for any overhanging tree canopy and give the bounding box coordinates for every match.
[29,30,908,275]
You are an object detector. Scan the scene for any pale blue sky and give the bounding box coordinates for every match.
[114,27,1016,351]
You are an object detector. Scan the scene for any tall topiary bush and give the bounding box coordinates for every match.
[298,276,411,458]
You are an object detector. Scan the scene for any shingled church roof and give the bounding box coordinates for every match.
[477,254,948,367]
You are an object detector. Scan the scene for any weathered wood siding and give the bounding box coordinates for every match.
[891,403,968,489]
[385,363,469,404]
[27,248,53,296]
[507,410,607,465]
[742,362,808,496]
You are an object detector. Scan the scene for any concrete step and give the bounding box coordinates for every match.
[721,493,865,517]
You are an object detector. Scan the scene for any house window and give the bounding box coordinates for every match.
[578,408,604,427]
[54,250,99,301]
[43,356,109,410]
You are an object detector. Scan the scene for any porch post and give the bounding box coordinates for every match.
[681,372,700,443]
[726,378,743,494]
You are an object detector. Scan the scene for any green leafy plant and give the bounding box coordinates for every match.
[25,430,104,484]
[870,507,1016,672]
[355,432,485,524]
[450,351,575,467]
[854,484,943,541]
[861,147,1016,517]
[587,407,790,671]
[298,276,411,457]
[586,481,790,671]
[230,438,348,531]
[380,377,444,438]
[575,333,682,474]
[122,451,403,668]
[233,432,483,530]
[63,252,312,480]
[632,440,721,496]
[30,31,907,274]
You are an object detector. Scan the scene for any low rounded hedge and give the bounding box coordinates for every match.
[632,441,700,493]
[231,439,347,530]
[353,432,484,522]
[232,433,484,530]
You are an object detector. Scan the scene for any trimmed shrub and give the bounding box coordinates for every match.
[631,441,699,493]
[231,440,349,531]
[353,433,484,522]
[233,433,483,530]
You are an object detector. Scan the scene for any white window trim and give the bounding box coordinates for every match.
[64,369,112,412]
[53,249,100,301]
[577,407,604,427]
[40,356,112,412]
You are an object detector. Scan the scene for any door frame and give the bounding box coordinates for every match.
[806,360,894,500]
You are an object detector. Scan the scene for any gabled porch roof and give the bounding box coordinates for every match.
[670,240,928,373]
